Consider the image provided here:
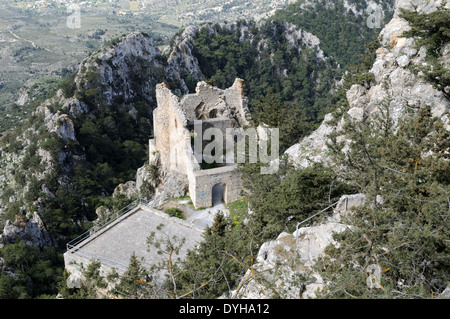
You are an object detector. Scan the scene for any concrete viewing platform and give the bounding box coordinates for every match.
[64,204,205,280]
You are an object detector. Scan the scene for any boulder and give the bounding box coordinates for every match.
[230,194,366,299]
[113,181,138,200]
[1,212,54,247]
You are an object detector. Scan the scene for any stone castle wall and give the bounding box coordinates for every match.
[187,164,243,208]
[153,83,191,175]
[152,79,251,209]
[180,79,251,126]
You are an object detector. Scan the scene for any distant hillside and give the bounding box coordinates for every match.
[0,0,397,253]
[271,0,395,68]
[0,0,297,129]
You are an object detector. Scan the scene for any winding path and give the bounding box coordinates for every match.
[8,29,52,53]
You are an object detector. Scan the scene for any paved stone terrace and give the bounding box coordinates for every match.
[64,205,205,277]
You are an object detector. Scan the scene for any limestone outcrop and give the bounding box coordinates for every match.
[164,26,205,96]
[285,0,450,169]
[240,0,450,299]
[229,194,366,299]
[87,32,163,107]
[113,181,138,200]
[0,212,54,248]
[37,105,77,143]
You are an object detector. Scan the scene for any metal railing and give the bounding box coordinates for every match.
[295,200,340,250]
[66,198,149,252]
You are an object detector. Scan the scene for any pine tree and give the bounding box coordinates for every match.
[400,5,450,98]
[317,104,450,298]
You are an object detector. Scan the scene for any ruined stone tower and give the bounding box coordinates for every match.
[150,78,252,208]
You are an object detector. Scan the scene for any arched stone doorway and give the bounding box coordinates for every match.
[212,183,224,206]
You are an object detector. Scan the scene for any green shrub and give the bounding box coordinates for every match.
[165,207,184,219]
[58,72,77,98]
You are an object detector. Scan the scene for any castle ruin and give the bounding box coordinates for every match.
[150,78,252,208]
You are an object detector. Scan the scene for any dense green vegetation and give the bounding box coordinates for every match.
[271,0,394,68]
[73,106,151,189]
[0,242,63,298]
[190,20,340,151]
[2,1,448,300]
[400,4,450,98]
[313,7,450,298]
[316,103,450,298]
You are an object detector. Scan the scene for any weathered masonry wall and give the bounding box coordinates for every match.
[188,165,243,209]
[188,118,238,163]
[152,79,250,209]
[180,79,251,126]
[153,83,191,175]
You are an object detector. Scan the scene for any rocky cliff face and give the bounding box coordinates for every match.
[236,0,450,299]
[285,0,450,169]
[0,32,169,247]
[164,26,205,96]
[0,100,83,247]
[165,19,334,95]
[0,212,53,248]
[75,32,165,110]
[229,194,366,299]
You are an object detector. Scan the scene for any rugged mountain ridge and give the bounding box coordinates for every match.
[0,32,166,248]
[285,0,450,169]
[165,19,335,93]
[234,0,450,299]
[0,17,335,248]
[0,0,410,298]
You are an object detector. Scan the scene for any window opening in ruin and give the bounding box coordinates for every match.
[209,109,217,118]
[195,102,208,119]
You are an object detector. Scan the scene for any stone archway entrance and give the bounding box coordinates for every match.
[212,183,224,206]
